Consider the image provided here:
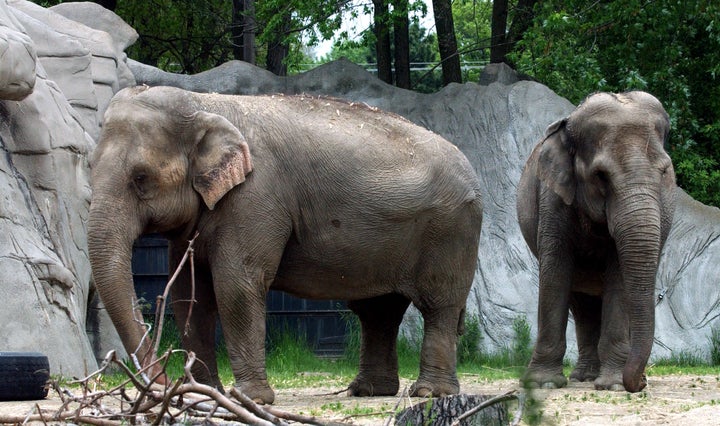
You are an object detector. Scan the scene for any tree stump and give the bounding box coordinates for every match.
[395,393,509,426]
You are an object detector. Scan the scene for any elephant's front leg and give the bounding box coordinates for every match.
[347,294,410,396]
[214,270,275,405]
[523,241,573,389]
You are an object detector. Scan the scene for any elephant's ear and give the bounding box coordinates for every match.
[537,118,575,206]
[191,111,253,210]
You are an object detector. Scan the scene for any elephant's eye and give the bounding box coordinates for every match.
[594,169,608,183]
[132,172,152,197]
[134,173,148,186]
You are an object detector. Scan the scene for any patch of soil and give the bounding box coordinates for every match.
[0,374,718,424]
[270,374,720,425]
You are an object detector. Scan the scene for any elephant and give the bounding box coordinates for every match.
[87,85,483,404]
[516,91,676,393]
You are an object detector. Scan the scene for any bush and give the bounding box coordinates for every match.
[458,314,484,365]
[511,315,533,367]
[710,325,720,366]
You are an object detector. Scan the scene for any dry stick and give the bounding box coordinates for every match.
[186,239,196,336]
[228,387,283,424]
[152,378,185,426]
[152,231,199,357]
[450,390,519,426]
[510,391,526,426]
[164,352,279,426]
[262,406,337,426]
[384,386,410,426]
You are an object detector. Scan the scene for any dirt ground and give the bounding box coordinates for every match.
[1,373,719,425]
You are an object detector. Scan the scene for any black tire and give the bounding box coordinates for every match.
[0,352,50,401]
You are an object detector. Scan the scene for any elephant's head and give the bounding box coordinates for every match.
[88,86,253,374]
[536,91,676,392]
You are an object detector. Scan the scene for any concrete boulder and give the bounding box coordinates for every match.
[0,0,134,376]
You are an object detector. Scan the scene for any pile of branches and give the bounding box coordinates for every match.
[0,349,333,425]
[0,234,334,425]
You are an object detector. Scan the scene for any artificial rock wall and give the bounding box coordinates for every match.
[0,0,135,375]
[1,0,719,376]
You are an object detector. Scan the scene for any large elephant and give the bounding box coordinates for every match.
[516,91,676,393]
[87,86,483,404]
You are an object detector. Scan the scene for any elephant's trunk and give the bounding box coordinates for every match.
[610,189,662,393]
[88,197,156,374]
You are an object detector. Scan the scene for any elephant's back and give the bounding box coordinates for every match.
[227,94,480,199]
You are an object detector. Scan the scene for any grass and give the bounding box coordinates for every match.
[100,314,720,393]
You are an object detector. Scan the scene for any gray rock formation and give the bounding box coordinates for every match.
[132,59,720,361]
[0,0,134,376]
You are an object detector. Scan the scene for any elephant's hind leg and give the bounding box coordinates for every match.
[409,305,464,397]
[347,293,410,397]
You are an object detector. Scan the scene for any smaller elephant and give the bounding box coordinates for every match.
[517,91,676,392]
[88,86,484,404]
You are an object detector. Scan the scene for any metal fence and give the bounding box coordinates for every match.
[131,236,350,356]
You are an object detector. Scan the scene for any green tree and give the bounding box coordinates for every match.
[452,0,492,82]
[511,0,720,207]
[326,21,443,93]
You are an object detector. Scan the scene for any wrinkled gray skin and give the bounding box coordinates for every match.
[517,92,676,393]
[88,86,483,404]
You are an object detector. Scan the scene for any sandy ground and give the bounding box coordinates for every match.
[1,373,719,424]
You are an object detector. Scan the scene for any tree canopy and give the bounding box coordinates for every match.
[510,0,720,207]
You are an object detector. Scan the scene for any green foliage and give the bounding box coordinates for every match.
[325,20,444,93]
[457,313,484,364]
[511,315,533,366]
[710,325,720,366]
[340,311,361,365]
[117,0,234,73]
[452,0,492,82]
[652,350,707,368]
[266,325,321,373]
[511,0,720,207]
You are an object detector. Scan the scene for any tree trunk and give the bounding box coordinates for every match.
[505,0,538,64]
[265,7,290,76]
[373,0,393,84]
[393,0,411,89]
[490,0,509,63]
[266,39,289,76]
[395,393,509,426]
[232,0,256,64]
[432,0,462,85]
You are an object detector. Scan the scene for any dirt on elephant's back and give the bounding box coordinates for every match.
[0,374,718,424]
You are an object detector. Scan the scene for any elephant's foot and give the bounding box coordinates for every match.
[409,376,459,398]
[594,369,622,391]
[521,369,568,389]
[347,374,399,397]
[234,380,275,405]
[594,370,642,392]
[569,361,600,382]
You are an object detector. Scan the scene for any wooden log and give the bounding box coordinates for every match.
[395,393,510,426]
